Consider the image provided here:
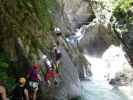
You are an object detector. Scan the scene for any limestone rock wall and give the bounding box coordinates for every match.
[0,0,84,99]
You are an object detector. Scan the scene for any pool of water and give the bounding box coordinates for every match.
[81,79,130,100]
[81,45,133,100]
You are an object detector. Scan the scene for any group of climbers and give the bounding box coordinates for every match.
[0,42,62,100]
[43,41,62,86]
[28,40,62,97]
[0,27,62,100]
[1,76,39,100]
[25,40,62,99]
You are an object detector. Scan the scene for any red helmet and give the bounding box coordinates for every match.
[33,64,40,69]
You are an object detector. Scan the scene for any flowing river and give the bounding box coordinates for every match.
[81,45,133,100]
[81,79,129,100]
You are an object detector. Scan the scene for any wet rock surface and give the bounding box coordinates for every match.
[109,70,133,86]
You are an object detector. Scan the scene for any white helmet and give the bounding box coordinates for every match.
[42,55,47,60]
[54,27,61,33]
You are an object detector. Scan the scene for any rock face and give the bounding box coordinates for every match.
[112,0,133,66]
[56,0,95,33]
[40,48,81,100]
[53,0,133,99]
[60,48,81,99]
[54,0,133,98]
[122,23,133,65]
[56,0,118,57]
[109,0,133,87]
[78,20,114,56]
[0,0,84,99]
[0,0,54,64]
[57,0,133,87]
[109,70,133,86]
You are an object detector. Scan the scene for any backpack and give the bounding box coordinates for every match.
[28,81,39,92]
[44,59,52,70]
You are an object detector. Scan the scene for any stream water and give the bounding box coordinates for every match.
[81,79,129,100]
[81,45,132,100]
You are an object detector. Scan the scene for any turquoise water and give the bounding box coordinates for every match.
[81,79,129,100]
[81,46,132,100]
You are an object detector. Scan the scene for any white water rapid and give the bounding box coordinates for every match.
[81,45,133,100]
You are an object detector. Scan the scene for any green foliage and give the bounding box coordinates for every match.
[113,0,132,20]
[0,0,56,81]
[16,0,55,32]
[32,0,55,32]
[0,50,15,89]
[0,0,56,92]
[0,51,9,72]
[16,0,55,59]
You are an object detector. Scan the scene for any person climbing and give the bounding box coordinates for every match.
[27,64,41,100]
[0,81,8,100]
[11,77,29,100]
[42,55,58,87]
[52,41,62,73]
[54,27,62,36]
[27,64,41,82]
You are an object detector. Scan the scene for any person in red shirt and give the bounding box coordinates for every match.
[42,55,58,87]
